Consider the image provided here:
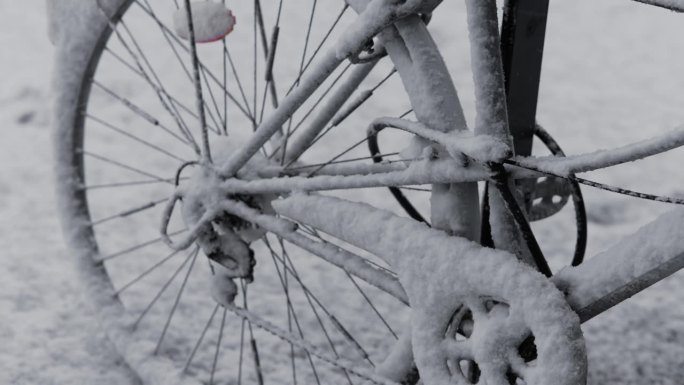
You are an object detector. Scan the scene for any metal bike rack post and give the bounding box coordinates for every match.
[500,0,550,157]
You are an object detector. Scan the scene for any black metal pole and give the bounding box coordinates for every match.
[500,0,550,157]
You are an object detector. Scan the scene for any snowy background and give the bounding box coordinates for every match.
[2,1,684,384]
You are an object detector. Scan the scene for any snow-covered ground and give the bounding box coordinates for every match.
[0,3,139,384]
[2,1,684,384]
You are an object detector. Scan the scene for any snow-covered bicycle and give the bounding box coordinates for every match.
[51,0,684,384]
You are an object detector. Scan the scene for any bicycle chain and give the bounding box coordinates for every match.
[224,304,401,385]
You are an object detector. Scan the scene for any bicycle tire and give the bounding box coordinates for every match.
[53,1,476,384]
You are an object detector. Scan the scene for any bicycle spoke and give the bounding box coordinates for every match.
[291,227,402,296]
[183,303,220,373]
[261,238,322,385]
[114,249,182,296]
[253,1,258,122]
[87,114,187,162]
[270,238,357,384]
[306,136,372,176]
[137,0,241,131]
[250,332,266,385]
[285,79,406,168]
[135,0,255,121]
[224,46,254,123]
[254,0,271,70]
[288,62,353,136]
[137,0,192,81]
[90,80,191,147]
[209,307,228,385]
[257,75,271,126]
[241,281,266,385]
[84,178,181,191]
[266,236,353,384]
[103,47,223,135]
[269,62,353,159]
[255,0,280,110]
[322,67,398,130]
[114,19,201,150]
[345,272,398,340]
[285,3,349,95]
[282,220,379,362]
[329,314,374,367]
[219,0,230,134]
[137,0,220,133]
[198,64,226,136]
[295,227,395,276]
[225,303,394,385]
[290,267,374,369]
[261,237,298,383]
[305,106,409,152]
[90,197,168,226]
[155,246,199,353]
[293,224,393,274]
[399,186,431,192]
[237,283,247,385]
[280,0,319,163]
[281,241,356,385]
[297,223,320,238]
[133,247,197,328]
[98,229,187,262]
[221,32,229,135]
[183,0,213,164]
[80,150,174,183]
[117,19,208,138]
[280,47,394,167]
[299,0,321,75]
[265,235,382,373]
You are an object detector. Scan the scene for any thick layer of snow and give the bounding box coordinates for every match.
[274,194,587,385]
[368,117,512,163]
[555,208,684,319]
[221,157,489,194]
[517,124,684,176]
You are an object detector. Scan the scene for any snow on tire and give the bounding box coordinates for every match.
[407,251,587,385]
[275,194,587,385]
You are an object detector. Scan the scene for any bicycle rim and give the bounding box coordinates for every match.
[53,1,460,384]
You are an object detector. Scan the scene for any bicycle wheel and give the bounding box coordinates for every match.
[54,1,478,384]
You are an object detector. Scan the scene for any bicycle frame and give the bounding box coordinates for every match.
[148,0,684,326]
[155,0,484,243]
[54,1,684,381]
[221,190,684,326]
